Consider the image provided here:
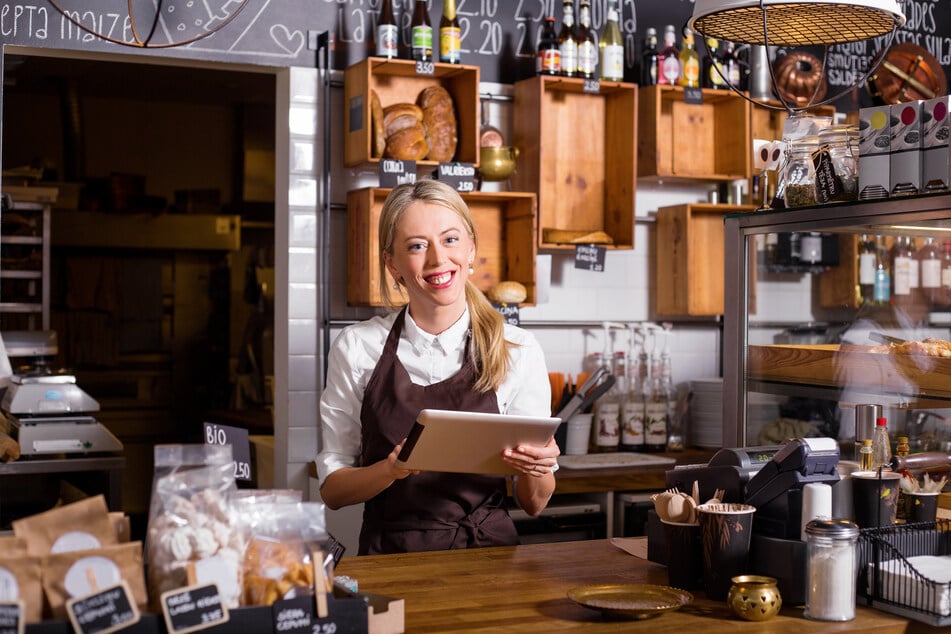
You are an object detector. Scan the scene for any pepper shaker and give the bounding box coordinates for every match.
[804,519,860,621]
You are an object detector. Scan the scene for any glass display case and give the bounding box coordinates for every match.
[723,193,951,456]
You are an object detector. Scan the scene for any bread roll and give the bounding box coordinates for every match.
[384,123,429,161]
[383,103,423,137]
[371,90,385,158]
[488,281,528,304]
[417,86,457,162]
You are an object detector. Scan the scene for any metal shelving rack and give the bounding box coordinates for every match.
[0,199,50,331]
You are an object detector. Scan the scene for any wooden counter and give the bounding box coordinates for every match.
[553,448,713,494]
[337,539,938,633]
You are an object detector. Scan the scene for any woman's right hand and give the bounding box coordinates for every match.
[385,438,419,481]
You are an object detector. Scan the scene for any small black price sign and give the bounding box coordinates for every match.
[683,86,704,104]
[574,244,606,272]
[582,78,601,94]
[0,601,23,634]
[812,146,843,203]
[492,302,520,326]
[273,595,368,634]
[379,159,417,188]
[435,162,476,192]
[161,583,229,634]
[66,581,139,634]
[203,421,252,481]
[415,60,435,76]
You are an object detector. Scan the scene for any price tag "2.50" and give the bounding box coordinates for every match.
[203,422,252,481]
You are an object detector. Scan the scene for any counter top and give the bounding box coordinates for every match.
[337,538,939,633]
[553,449,713,494]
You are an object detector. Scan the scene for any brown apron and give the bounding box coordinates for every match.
[357,308,518,555]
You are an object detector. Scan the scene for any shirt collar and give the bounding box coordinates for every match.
[404,308,471,355]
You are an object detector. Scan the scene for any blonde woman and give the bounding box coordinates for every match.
[316,179,557,554]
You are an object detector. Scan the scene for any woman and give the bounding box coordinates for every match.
[316,179,559,555]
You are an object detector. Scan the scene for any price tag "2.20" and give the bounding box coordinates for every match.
[203,422,252,481]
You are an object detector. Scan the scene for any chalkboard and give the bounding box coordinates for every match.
[0,0,947,106]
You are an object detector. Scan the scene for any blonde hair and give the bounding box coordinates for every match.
[378,180,512,392]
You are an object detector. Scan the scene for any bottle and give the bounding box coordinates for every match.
[376,0,399,58]
[599,1,624,82]
[657,25,681,86]
[918,237,941,307]
[536,16,561,75]
[940,238,951,308]
[645,348,668,452]
[558,0,578,77]
[871,416,892,469]
[721,40,741,89]
[575,0,597,79]
[703,37,723,89]
[890,236,915,307]
[895,436,910,458]
[620,362,646,452]
[858,234,876,305]
[594,353,623,452]
[439,0,461,64]
[411,0,433,62]
[873,236,891,306]
[640,27,659,86]
[678,28,700,88]
[859,439,874,470]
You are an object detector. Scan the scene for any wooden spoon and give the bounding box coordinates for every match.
[667,493,690,523]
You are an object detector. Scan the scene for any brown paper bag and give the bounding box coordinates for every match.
[0,555,43,623]
[41,541,147,620]
[12,495,117,556]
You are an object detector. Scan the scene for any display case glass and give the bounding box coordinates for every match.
[723,193,951,457]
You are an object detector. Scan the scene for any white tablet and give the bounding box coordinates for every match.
[395,408,562,475]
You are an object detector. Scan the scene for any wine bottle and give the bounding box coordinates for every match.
[376,0,399,58]
[678,27,700,88]
[599,1,624,82]
[558,0,578,77]
[536,16,561,75]
[439,0,461,63]
[640,27,659,86]
[411,0,433,62]
[657,24,680,86]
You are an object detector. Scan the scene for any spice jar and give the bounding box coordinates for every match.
[804,519,860,621]
[782,135,819,207]
[816,124,859,202]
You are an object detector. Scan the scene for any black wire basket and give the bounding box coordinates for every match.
[857,519,951,626]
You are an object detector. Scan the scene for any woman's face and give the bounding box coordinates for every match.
[385,200,475,315]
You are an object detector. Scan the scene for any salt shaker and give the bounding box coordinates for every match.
[804,519,860,621]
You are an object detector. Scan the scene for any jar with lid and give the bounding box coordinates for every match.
[781,135,819,207]
[816,124,859,202]
[804,519,860,621]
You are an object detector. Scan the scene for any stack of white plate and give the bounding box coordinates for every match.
[690,378,724,448]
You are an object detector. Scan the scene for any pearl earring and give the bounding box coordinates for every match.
[468,262,474,275]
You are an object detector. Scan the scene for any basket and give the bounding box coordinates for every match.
[857,519,951,626]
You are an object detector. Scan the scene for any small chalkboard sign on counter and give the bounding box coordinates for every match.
[574,244,606,272]
[435,162,476,192]
[161,583,229,634]
[203,422,252,482]
[379,160,417,188]
[66,581,139,634]
[0,601,23,634]
[272,594,368,634]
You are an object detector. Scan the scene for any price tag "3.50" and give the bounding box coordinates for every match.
[203,422,252,481]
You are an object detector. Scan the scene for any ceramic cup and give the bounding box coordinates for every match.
[696,503,757,601]
[851,470,901,528]
[564,413,593,455]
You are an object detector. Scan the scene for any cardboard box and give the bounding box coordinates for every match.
[890,100,923,196]
[921,96,950,193]
[858,104,891,200]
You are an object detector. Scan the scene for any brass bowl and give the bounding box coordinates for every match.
[727,575,782,621]
[479,146,518,181]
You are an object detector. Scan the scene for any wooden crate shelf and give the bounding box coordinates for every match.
[638,85,750,181]
[655,203,755,317]
[511,76,637,251]
[343,58,480,168]
[347,188,538,307]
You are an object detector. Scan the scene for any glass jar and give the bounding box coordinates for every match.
[804,519,860,621]
[817,124,859,202]
[782,135,819,207]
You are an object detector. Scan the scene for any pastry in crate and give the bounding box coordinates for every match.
[869,337,951,358]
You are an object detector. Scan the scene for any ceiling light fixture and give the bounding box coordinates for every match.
[688,0,906,112]
[46,0,251,49]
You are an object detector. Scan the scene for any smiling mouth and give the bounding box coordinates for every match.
[426,271,454,286]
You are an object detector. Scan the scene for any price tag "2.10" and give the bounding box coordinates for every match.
[203,422,252,481]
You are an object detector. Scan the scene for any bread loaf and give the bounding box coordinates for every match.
[371,90,385,158]
[417,86,457,162]
[383,103,424,137]
[384,124,430,161]
[488,281,528,305]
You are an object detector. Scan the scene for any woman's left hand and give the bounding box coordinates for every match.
[502,436,560,477]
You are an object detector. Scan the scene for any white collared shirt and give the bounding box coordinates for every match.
[315,308,551,483]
